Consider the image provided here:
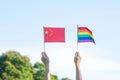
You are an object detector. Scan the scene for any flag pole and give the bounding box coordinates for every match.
[77,25,79,51]
[43,26,45,51]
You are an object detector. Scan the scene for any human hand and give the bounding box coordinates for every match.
[74,52,82,66]
[41,52,50,66]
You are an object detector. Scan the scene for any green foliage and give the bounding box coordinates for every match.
[33,62,58,80]
[51,74,58,80]
[61,77,71,80]
[0,51,36,80]
[0,50,70,80]
[33,62,45,80]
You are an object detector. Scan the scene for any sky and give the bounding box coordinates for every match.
[0,0,120,80]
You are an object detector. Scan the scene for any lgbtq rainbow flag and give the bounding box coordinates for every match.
[78,27,95,44]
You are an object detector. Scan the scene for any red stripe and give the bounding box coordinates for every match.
[78,27,92,35]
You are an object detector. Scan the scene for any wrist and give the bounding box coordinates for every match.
[75,64,80,68]
[45,64,50,71]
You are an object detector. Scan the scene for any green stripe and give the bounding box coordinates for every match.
[78,34,94,39]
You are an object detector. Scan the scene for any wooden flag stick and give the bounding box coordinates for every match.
[43,26,45,51]
[77,25,79,51]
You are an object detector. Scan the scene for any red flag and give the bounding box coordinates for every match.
[44,27,65,42]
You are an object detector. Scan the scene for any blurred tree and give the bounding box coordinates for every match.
[51,74,58,80]
[61,77,71,80]
[33,62,45,80]
[0,50,62,80]
[33,62,58,80]
[0,51,36,80]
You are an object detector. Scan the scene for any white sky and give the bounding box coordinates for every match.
[0,0,120,80]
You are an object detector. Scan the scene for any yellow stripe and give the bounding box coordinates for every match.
[78,32,93,36]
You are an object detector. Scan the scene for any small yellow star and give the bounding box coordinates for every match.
[45,31,48,34]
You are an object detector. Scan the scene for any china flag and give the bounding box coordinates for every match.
[44,27,65,42]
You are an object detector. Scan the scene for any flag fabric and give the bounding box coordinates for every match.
[44,27,65,42]
[78,27,95,44]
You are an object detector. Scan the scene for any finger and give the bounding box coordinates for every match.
[76,52,81,59]
[78,54,82,60]
[44,52,49,59]
[41,52,44,56]
[41,52,46,57]
[44,52,47,57]
[75,51,79,56]
[75,51,78,56]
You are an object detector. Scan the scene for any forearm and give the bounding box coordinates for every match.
[45,64,51,80]
[75,65,82,80]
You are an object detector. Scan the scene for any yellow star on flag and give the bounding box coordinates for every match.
[45,31,49,35]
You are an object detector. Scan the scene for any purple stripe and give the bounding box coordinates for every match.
[78,39,95,43]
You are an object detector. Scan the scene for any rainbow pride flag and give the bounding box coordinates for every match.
[78,27,95,44]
